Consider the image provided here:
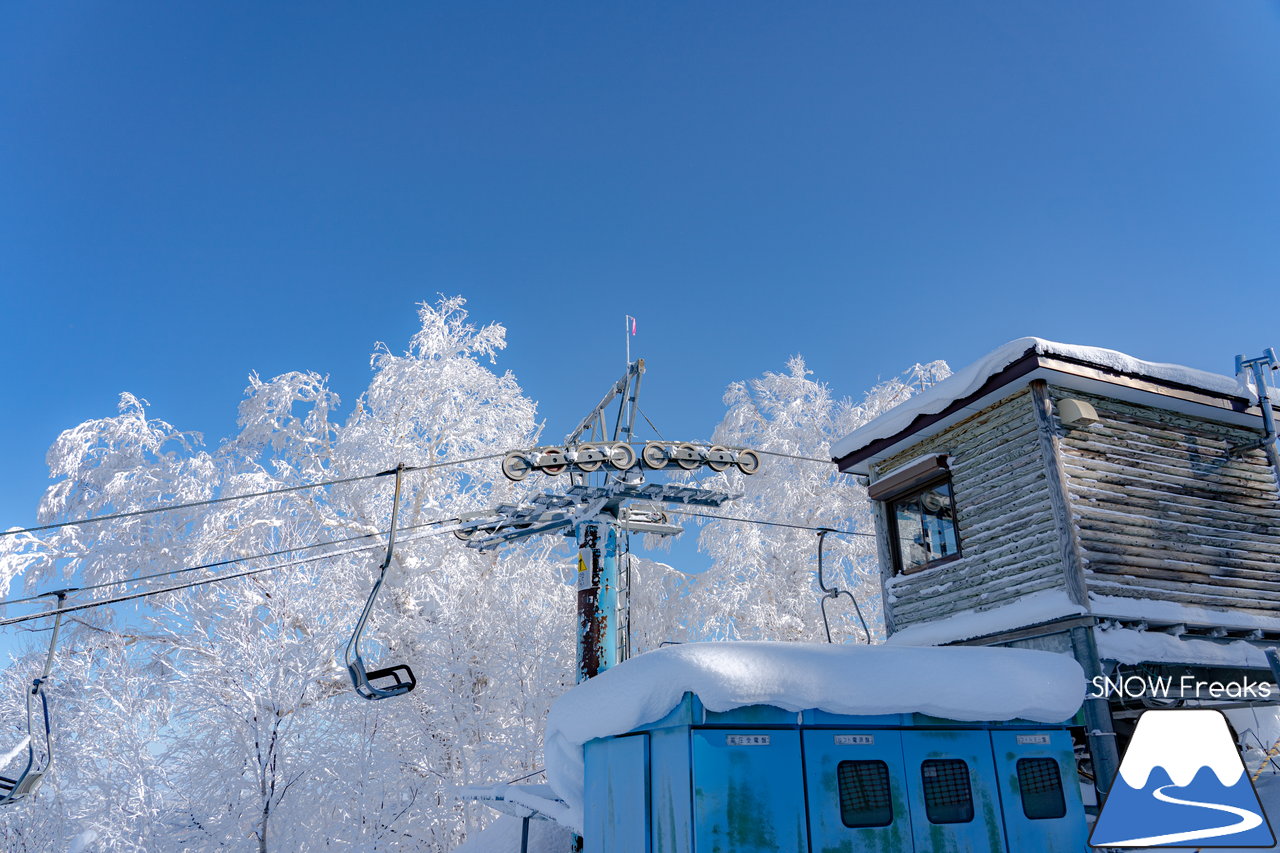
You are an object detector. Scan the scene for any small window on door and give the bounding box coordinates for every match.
[921,759,974,824]
[837,760,893,828]
[1017,757,1066,820]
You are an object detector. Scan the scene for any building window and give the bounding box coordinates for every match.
[921,759,974,824]
[837,760,893,828]
[1017,757,1066,820]
[889,479,961,573]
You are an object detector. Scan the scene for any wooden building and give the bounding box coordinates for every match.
[832,338,1280,799]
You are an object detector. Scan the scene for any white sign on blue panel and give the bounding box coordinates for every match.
[834,734,875,745]
[725,735,771,746]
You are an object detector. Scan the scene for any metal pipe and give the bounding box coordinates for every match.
[1249,355,1280,490]
[39,591,69,682]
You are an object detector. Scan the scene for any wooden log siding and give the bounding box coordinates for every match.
[1053,386,1280,619]
[876,388,1073,631]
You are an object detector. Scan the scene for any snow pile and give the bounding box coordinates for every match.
[1096,626,1268,668]
[544,641,1085,831]
[454,783,572,825]
[886,589,1086,646]
[1091,595,1280,633]
[831,337,1243,460]
[452,816,576,853]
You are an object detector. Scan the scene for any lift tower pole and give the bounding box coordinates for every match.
[575,517,621,682]
[564,364,640,682]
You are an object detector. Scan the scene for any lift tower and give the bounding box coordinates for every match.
[454,359,761,682]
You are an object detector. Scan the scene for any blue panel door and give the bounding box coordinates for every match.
[691,728,807,853]
[584,734,650,853]
[900,729,1008,853]
[802,729,915,853]
[990,729,1087,851]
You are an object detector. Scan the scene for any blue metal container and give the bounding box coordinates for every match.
[583,693,1087,852]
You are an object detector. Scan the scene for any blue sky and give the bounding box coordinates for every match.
[3,1,1280,533]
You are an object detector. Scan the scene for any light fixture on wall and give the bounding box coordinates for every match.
[1057,398,1100,428]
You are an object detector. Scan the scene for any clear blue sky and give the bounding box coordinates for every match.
[4,1,1280,531]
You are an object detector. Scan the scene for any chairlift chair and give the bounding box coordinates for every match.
[0,590,69,806]
[345,465,417,701]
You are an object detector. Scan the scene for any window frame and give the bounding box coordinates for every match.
[868,454,963,576]
[836,759,895,829]
[1015,756,1067,820]
[885,477,962,575]
[920,758,975,825]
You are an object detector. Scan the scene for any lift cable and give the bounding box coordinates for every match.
[0,527,458,630]
[635,406,667,441]
[0,453,507,539]
[661,509,872,537]
[1,515,459,609]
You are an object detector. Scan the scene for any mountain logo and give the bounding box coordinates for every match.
[1090,709,1275,848]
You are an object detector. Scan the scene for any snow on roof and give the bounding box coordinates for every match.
[543,641,1085,832]
[1095,626,1269,669]
[831,337,1244,461]
[885,589,1087,647]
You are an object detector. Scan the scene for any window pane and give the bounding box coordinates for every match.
[837,760,893,828]
[1017,757,1066,820]
[921,759,974,824]
[892,480,960,572]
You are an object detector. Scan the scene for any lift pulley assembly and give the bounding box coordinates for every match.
[501,442,760,481]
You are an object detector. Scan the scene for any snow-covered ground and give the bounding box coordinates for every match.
[450,816,575,853]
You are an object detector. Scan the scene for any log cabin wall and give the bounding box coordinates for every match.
[872,387,1074,632]
[1050,384,1280,619]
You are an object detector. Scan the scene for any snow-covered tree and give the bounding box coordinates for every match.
[676,356,950,644]
[0,298,947,851]
[0,297,572,851]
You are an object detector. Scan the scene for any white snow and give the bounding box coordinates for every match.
[0,735,30,770]
[451,816,576,853]
[543,641,1085,832]
[454,783,572,825]
[68,831,100,853]
[1119,710,1243,789]
[1095,626,1269,668]
[1091,595,1280,633]
[886,589,1087,646]
[832,337,1244,460]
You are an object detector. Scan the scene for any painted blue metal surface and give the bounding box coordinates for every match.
[650,726,694,853]
[900,729,1008,853]
[585,734,650,853]
[691,728,807,853]
[991,729,1087,851]
[581,693,1088,853]
[803,728,915,853]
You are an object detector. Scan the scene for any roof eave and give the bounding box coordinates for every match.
[835,350,1264,476]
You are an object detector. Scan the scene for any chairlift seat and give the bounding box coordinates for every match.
[348,660,417,701]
